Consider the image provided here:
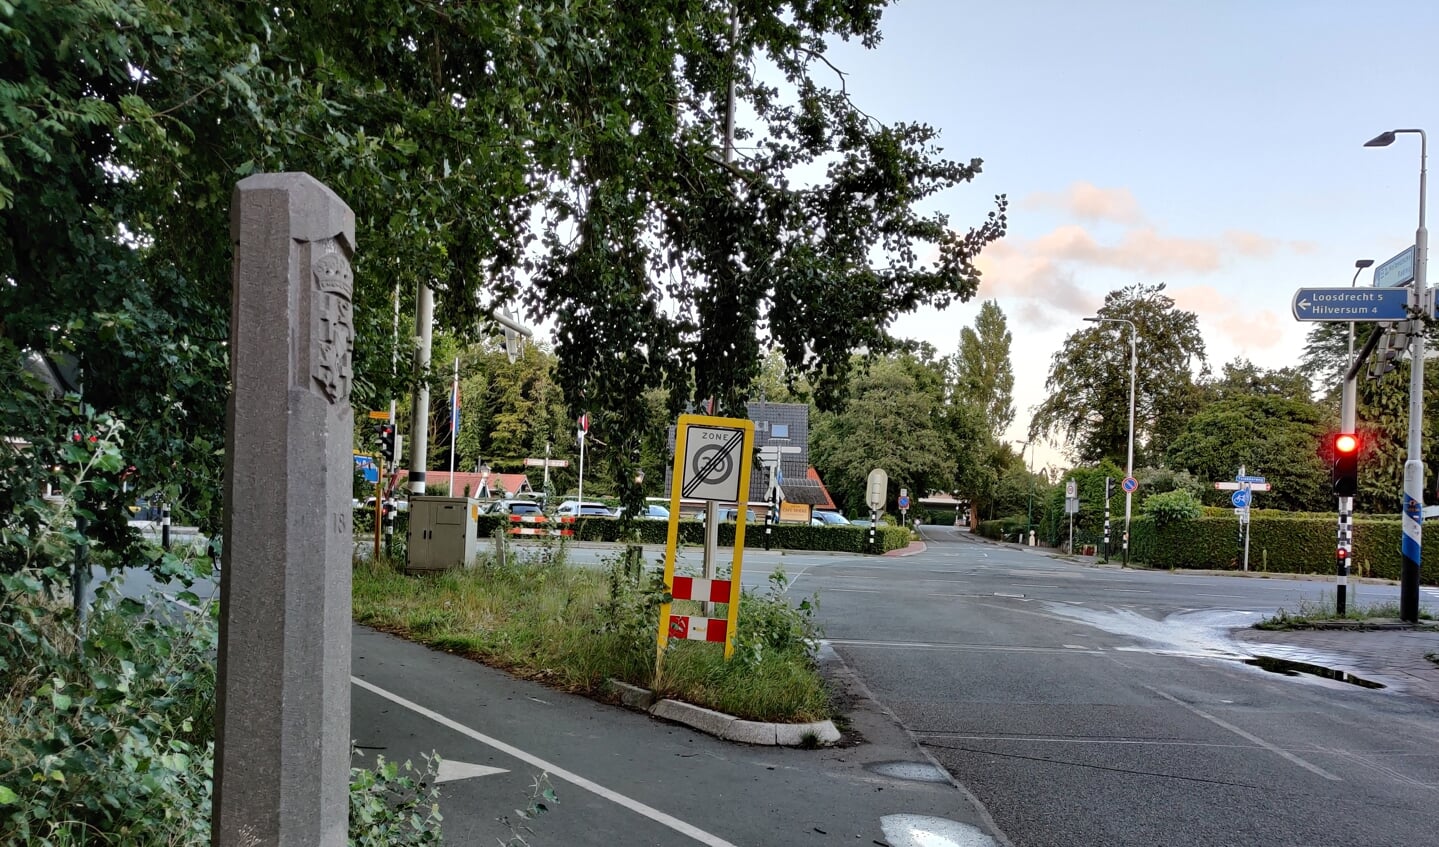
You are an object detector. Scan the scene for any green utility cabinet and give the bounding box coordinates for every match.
[406,496,478,571]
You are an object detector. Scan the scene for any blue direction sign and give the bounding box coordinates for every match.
[1375,245,1416,288]
[1231,490,1250,509]
[1291,287,1409,322]
[1236,474,1266,484]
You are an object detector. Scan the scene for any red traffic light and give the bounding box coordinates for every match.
[1335,433,1359,454]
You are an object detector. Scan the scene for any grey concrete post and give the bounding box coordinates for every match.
[215,173,355,847]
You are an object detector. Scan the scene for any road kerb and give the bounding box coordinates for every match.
[612,679,840,746]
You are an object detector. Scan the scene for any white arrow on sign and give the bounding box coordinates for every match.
[1297,297,1311,310]
[436,759,509,783]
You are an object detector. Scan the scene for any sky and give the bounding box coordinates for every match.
[818,0,1439,472]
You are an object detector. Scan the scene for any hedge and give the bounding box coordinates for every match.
[356,511,911,554]
[978,509,1439,584]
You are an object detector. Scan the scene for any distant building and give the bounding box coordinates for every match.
[664,401,836,519]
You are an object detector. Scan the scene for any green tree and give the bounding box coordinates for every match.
[810,354,956,515]
[951,300,1015,438]
[1164,394,1330,512]
[1032,282,1208,464]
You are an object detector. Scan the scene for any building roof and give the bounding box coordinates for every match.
[390,470,533,498]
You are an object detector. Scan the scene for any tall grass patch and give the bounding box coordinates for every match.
[352,554,831,724]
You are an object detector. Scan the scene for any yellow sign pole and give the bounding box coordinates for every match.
[655,414,754,680]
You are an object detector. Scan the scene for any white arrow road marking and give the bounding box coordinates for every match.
[436,760,509,783]
[352,676,740,847]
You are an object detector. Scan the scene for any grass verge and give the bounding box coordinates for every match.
[1255,596,1435,630]
[352,550,831,724]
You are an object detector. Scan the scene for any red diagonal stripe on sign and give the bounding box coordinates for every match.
[668,615,689,639]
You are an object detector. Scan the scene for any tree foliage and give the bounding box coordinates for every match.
[810,352,957,515]
[1164,394,1330,512]
[951,300,1014,438]
[2,0,1006,531]
[1032,282,1208,464]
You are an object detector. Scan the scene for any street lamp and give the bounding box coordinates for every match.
[1365,127,1428,623]
[1084,316,1137,566]
[1017,439,1036,546]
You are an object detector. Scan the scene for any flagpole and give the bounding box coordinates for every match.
[448,356,458,495]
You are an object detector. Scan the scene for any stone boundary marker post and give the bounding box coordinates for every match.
[215,173,355,846]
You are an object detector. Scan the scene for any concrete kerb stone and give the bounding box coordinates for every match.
[649,699,735,737]
[603,678,656,710]
[610,678,840,746]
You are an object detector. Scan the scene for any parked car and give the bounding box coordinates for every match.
[696,507,757,523]
[489,499,544,516]
[811,510,850,526]
[616,504,670,520]
[849,518,873,528]
[554,500,615,518]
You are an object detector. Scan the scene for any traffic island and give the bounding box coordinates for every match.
[606,678,841,747]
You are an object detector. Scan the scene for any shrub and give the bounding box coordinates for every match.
[1141,489,1202,527]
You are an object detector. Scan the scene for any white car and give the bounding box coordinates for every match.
[811,510,850,526]
[554,500,614,518]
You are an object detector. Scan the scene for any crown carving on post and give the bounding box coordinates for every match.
[313,251,353,297]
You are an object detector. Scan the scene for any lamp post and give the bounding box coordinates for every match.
[1337,258,1373,617]
[1017,439,1036,546]
[1365,128,1428,623]
[1085,316,1138,566]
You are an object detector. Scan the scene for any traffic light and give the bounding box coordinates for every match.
[1368,324,1408,380]
[377,424,395,464]
[1332,432,1360,496]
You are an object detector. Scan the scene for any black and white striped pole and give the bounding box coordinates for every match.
[1336,499,1353,615]
[1105,482,1113,560]
[160,501,171,550]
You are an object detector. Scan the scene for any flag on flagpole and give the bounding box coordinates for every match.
[451,376,461,438]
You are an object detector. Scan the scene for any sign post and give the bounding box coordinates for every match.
[866,468,888,551]
[576,413,589,517]
[656,415,756,671]
[1214,470,1270,571]
[1064,479,1079,554]
[1102,477,1112,562]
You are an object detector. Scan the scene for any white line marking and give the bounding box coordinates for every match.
[825,587,882,593]
[830,639,1104,655]
[1142,685,1341,781]
[352,677,740,847]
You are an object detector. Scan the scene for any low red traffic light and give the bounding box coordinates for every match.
[1335,433,1359,454]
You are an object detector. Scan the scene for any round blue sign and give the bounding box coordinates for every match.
[1231,490,1250,509]
[1121,476,1139,493]
[898,496,911,509]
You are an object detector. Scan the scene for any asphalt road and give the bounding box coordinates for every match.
[107,525,1439,845]
[814,525,1439,847]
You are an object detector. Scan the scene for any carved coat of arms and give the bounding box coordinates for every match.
[311,247,354,404]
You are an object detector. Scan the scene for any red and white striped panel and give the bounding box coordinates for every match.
[667,614,728,643]
[509,514,549,524]
[508,526,548,536]
[671,576,732,603]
